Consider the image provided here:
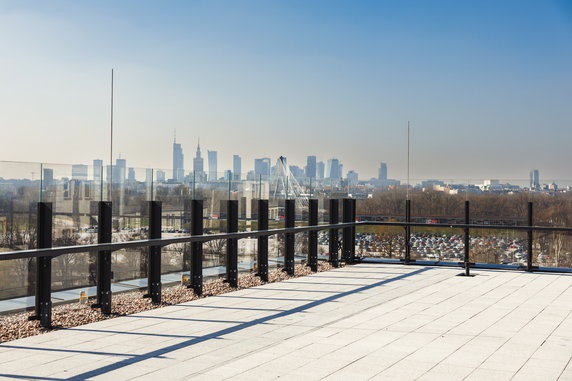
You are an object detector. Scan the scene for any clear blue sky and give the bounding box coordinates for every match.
[1,0,571,181]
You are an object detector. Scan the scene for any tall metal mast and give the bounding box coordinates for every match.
[109,69,114,201]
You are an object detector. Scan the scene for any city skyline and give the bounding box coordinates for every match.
[0,1,571,179]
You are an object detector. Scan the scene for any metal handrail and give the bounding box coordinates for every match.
[366,221,572,232]
[0,222,362,261]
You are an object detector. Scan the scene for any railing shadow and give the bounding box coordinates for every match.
[0,267,430,381]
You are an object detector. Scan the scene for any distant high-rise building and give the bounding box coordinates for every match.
[193,140,204,174]
[145,168,153,184]
[254,158,271,179]
[378,162,388,181]
[233,155,241,180]
[326,158,341,179]
[43,168,54,189]
[347,170,358,186]
[224,170,232,181]
[156,170,166,182]
[316,161,325,179]
[128,167,136,182]
[172,135,184,182]
[305,156,316,178]
[72,164,88,180]
[114,158,126,184]
[208,150,218,181]
[530,169,540,190]
[289,165,304,179]
[93,159,103,182]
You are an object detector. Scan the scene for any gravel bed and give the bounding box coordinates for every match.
[0,262,334,343]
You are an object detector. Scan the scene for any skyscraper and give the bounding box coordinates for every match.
[208,150,218,181]
[326,158,341,179]
[289,165,304,179]
[316,161,325,179]
[233,155,241,180]
[193,140,204,175]
[305,156,316,178]
[172,135,184,182]
[93,159,103,182]
[347,170,358,185]
[114,158,126,184]
[254,158,271,179]
[378,162,388,181]
[530,169,540,190]
[127,168,136,182]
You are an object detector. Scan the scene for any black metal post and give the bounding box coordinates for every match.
[343,198,353,264]
[147,201,162,304]
[190,200,203,295]
[226,200,238,288]
[527,201,533,272]
[404,199,412,264]
[33,202,52,328]
[284,199,295,275]
[329,199,339,267]
[351,198,356,262]
[464,200,470,276]
[96,201,112,314]
[308,199,318,272]
[257,199,269,282]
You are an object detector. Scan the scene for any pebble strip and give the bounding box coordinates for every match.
[0,262,333,343]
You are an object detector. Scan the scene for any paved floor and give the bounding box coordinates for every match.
[1,264,572,380]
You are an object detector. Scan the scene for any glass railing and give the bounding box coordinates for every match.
[3,160,572,300]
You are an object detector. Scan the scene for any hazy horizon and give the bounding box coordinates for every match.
[1,1,571,180]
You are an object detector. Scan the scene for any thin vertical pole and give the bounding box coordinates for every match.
[150,168,154,201]
[308,199,318,272]
[226,200,238,287]
[284,199,295,275]
[407,121,410,201]
[100,165,104,202]
[527,201,533,272]
[329,199,339,267]
[192,172,196,200]
[257,199,269,282]
[39,163,43,202]
[109,69,114,202]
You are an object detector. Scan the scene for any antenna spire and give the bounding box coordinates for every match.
[407,121,410,200]
[109,68,114,201]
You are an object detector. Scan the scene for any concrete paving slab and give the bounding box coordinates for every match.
[1,264,572,380]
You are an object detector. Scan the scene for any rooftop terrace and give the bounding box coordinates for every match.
[1,263,571,380]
